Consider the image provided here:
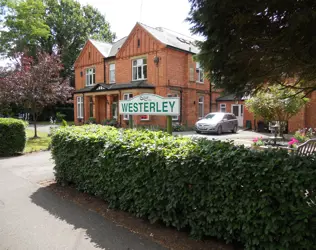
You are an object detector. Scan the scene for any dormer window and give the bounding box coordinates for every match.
[86,67,95,86]
[196,62,204,83]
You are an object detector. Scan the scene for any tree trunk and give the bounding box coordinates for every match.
[33,112,38,138]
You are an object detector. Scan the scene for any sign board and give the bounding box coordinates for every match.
[119,94,180,116]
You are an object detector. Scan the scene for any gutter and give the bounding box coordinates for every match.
[103,58,107,84]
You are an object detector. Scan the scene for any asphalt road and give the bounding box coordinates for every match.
[0,152,166,250]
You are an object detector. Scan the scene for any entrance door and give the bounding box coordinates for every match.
[231,104,243,127]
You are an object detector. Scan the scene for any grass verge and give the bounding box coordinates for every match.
[25,129,51,153]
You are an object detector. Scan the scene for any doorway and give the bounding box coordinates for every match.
[231,104,244,127]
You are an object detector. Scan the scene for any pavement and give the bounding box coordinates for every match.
[174,129,271,146]
[0,152,166,250]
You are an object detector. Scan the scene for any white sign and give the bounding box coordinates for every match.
[119,94,180,116]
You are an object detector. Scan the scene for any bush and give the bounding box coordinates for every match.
[56,112,66,122]
[172,123,184,132]
[51,125,316,249]
[61,119,68,127]
[85,117,96,124]
[0,118,26,156]
[101,119,118,127]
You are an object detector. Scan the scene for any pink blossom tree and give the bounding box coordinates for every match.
[0,52,73,138]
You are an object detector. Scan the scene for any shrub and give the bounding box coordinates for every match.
[85,117,96,124]
[56,112,66,122]
[101,119,118,127]
[51,125,316,249]
[172,123,184,132]
[61,119,68,127]
[0,118,26,156]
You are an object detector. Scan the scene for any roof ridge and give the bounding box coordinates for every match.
[89,38,113,46]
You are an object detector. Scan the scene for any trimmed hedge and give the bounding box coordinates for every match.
[51,125,316,249]
[0,118,26,156]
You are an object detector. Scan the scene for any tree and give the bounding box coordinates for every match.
[245,85,309,136]
[0,0,116,77]
[0,52,73,137]
[188,0,316,95]
[0,0,50,57]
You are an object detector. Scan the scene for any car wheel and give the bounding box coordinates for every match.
[196,130,201,134]
[217,126,222,135]
[232,125,238,133]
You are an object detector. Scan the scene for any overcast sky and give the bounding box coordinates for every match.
[77,0,197,40]
[0,0,197,66]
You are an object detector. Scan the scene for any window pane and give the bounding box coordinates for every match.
[143,65,147,79]
[110,64,115,70]
[137,66,142,79]
[133,67,137,80]
[196,62,200,68]
[143,58,147,64]
[137,59,142,65]
[133,60,137,66]
[93,73,95,84]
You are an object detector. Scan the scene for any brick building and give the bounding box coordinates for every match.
[74,23,210,128]
[214,91,316,132]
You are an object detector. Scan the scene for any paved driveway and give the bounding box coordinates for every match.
[174,129,271,146]
[0,152,166,250]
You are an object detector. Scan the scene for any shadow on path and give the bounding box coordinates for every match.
[30,186,166,250]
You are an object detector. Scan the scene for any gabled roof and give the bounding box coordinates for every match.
[89,37,127,58]
[138,23,200,54]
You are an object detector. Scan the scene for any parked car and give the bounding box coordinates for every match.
[195,112,238,135]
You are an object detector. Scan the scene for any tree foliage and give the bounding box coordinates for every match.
[0,52,73,137]
[0,0,116,77]
[246,85,309,134]
[188,0,316,95]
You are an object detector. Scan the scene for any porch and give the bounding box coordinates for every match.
[74,82,155,126]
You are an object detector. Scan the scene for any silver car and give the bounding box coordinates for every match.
[195,112,238,135]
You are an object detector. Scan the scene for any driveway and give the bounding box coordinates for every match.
[174,129,271,146]
[28,124,59,134]
[0,152,166,250]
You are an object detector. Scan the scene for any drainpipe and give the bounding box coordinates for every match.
[103,58,107,84]
[119,90,122,127]
[180,88,183,124]
[82,93,85,123]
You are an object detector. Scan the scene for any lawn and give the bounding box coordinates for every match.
[30,121,75,126]
[25,129,51,153]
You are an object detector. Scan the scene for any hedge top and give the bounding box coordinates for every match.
[0,117,27,126]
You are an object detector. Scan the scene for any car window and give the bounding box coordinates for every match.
[204,113,224,122]
[223,114,229,120]
[228,114,236,120]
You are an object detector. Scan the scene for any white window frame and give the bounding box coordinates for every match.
[220,103,226,113]
[109,63,115,83]
[132,58,147,81]
[198,96,204,118]
[196,62,204,83]
[123,93,133,120]
[167,93,179,121]
[86,67,95,86]
[77,96,83,119]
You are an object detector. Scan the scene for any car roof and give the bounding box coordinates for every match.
[206,112,235,115]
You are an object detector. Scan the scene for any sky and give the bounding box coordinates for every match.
[77,0,198,41]
[0,0,198,66]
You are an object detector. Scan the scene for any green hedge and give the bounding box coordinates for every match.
[51,125,316,249]
[0,118,26,156]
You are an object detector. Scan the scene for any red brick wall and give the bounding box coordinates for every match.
[73,23,212,128]
[306,91,316,129]
[74,41,105,90]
